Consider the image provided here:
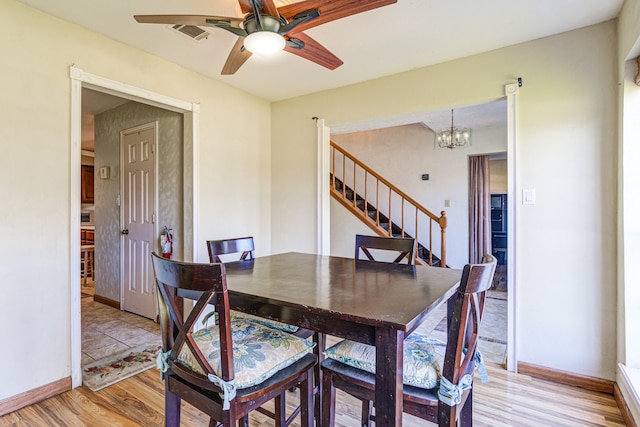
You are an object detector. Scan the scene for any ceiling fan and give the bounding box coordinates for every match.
[134,0,397,75]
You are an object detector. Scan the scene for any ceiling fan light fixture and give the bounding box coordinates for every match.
[244,31,286,56]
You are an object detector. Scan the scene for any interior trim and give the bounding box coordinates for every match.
[618,363,640,427]
[93,294,120,310]
[517,361,614,394]
[316,118,330,255]
[505,82,518,373]
[0,377,71,417]
[615,383,639,427]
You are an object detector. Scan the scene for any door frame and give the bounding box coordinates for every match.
[69,66,200,388]
[120,121,159,319]
[320,83,520,371]
[504,82,518,372]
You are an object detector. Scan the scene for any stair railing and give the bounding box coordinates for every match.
[330,141,447,267]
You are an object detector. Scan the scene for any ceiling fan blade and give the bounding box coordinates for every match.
[278,0,396,33]
[284,32,343,70]
[134,14,243,27]
[261,0,280,17]
[237,0,255,15]
[221,37,252,75]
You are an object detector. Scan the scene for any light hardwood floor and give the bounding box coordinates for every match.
[0,363,626,426]
[1,284,624,426]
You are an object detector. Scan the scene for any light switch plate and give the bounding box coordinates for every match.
[99,166,110,179]
[523,188,536,205]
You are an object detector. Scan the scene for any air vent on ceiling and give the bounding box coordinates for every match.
[170,24,210,41]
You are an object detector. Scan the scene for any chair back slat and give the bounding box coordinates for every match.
[442,254,497,385]
[354,234,415,264]
[207,236,255,263]
[151,252,235,390]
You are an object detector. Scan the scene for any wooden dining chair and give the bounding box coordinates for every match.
[354,234,416,264]
[207,236,255,263]
[321,254,497,427]
[151,252,317,427]
[206,237,319,341]
[206,237,325,424]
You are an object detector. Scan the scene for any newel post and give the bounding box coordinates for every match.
[439,211,447,267]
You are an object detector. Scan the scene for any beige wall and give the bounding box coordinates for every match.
[0,0,271,400]
[272,22,618,379]
[490,159,507,194]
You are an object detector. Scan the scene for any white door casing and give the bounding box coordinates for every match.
[316,118,330,255]
[121,122,158,320]
[70,66,199,388]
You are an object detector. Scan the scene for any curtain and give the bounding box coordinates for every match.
[468,156,492,264]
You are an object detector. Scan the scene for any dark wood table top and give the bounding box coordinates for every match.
[223,252,463,427]
[224,252,462,340]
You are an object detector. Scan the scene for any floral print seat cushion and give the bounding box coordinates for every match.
[176,317,314,389]
[230,310,300,333]
[323,332,445,389]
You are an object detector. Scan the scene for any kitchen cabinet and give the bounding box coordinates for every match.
[81,229,94,245]
[81,165,94,203]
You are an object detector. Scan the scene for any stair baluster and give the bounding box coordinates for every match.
[330,141,447,267]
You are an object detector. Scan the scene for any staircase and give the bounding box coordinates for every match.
[330,141,448,267]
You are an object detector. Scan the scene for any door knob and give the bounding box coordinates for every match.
[122,229,129,235]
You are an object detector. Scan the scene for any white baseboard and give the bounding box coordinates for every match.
[618,363,640,426]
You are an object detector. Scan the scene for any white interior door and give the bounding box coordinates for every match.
[121,122,157,320]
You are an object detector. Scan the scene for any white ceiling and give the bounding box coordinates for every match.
[23,0,622,144]
[332,99,508,135]
[17,0,623,102]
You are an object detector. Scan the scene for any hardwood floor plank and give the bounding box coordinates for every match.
[0,364,629,427]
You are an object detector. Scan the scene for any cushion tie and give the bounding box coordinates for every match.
[461,348,490,383]
[474,350,490,383]
[156,350,171,374]
[438,374,472,406]
[437,350,490,406]
[207,374,237,410]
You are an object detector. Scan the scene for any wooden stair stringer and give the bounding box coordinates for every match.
[330,187,430,266]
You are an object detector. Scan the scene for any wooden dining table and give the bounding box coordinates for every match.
[223,252,462,427]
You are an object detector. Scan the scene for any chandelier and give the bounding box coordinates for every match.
[436,109,471,149]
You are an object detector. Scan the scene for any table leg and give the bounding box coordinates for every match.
[314,332,325,426]
[375,327,404,427]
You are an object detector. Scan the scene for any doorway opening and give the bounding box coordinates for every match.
[324,88,518,371]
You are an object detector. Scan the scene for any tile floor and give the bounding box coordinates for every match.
[413,290,508,364]
[81,282,161,367]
